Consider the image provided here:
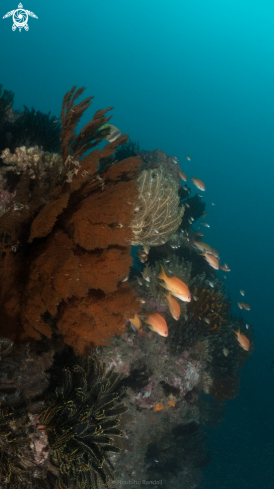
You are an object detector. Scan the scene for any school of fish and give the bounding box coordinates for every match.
[127,156,251,354]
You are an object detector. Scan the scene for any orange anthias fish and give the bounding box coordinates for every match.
[210,247,220,259]
[191,177,206,191]
[234,329,250,351]
[201,252,219,270]
[164,291,181,320]
[179,170,187,182]
[158,266,191,302]
[128,314,146,337]
[193,240,212,254]
[144,313,168,337]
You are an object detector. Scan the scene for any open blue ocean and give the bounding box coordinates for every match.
[1,1,274,488]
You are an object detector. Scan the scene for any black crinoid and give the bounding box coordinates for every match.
[38,358,127,489]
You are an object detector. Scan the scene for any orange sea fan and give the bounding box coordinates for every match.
[0,87,141,352]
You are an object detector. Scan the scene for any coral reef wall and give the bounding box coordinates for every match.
[0,84,254,489]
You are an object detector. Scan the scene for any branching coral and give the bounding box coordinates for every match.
[131,167,185,246]
[38,358,127,489]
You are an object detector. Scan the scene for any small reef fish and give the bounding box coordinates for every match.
[158,266,191,302]
[210,248,220,259]
[211,201,215,206]
[234,329,250,351]
[142,264,151,282]
[137,276,143,286]
[201,252,219,270]
[143,245,150,254]
[100,123,121,142]
[223,348,229,357]
[202,212,207,218]
[204,317,210,324]
[201,222,210,227]
[121,276,128,282]
[185,202,190,208]
[208,281,214,287]
[193,240,212,254]
[240,290,245,296]
[144,313,168,337]
[138,248,147,263]
[164,291,181,320]
[191,177,206,191]
[186,155,191,161]
[220,264,231,272]
[195,232,204,237]
[237,302,250,311]
[128,314,145,337]
[179,170,187,182]
[193,295,198,301]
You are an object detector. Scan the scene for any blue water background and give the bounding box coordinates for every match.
[1,0,274,486]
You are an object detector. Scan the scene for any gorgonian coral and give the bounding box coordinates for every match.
[38,358,127,489]
[0,87,141,353]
